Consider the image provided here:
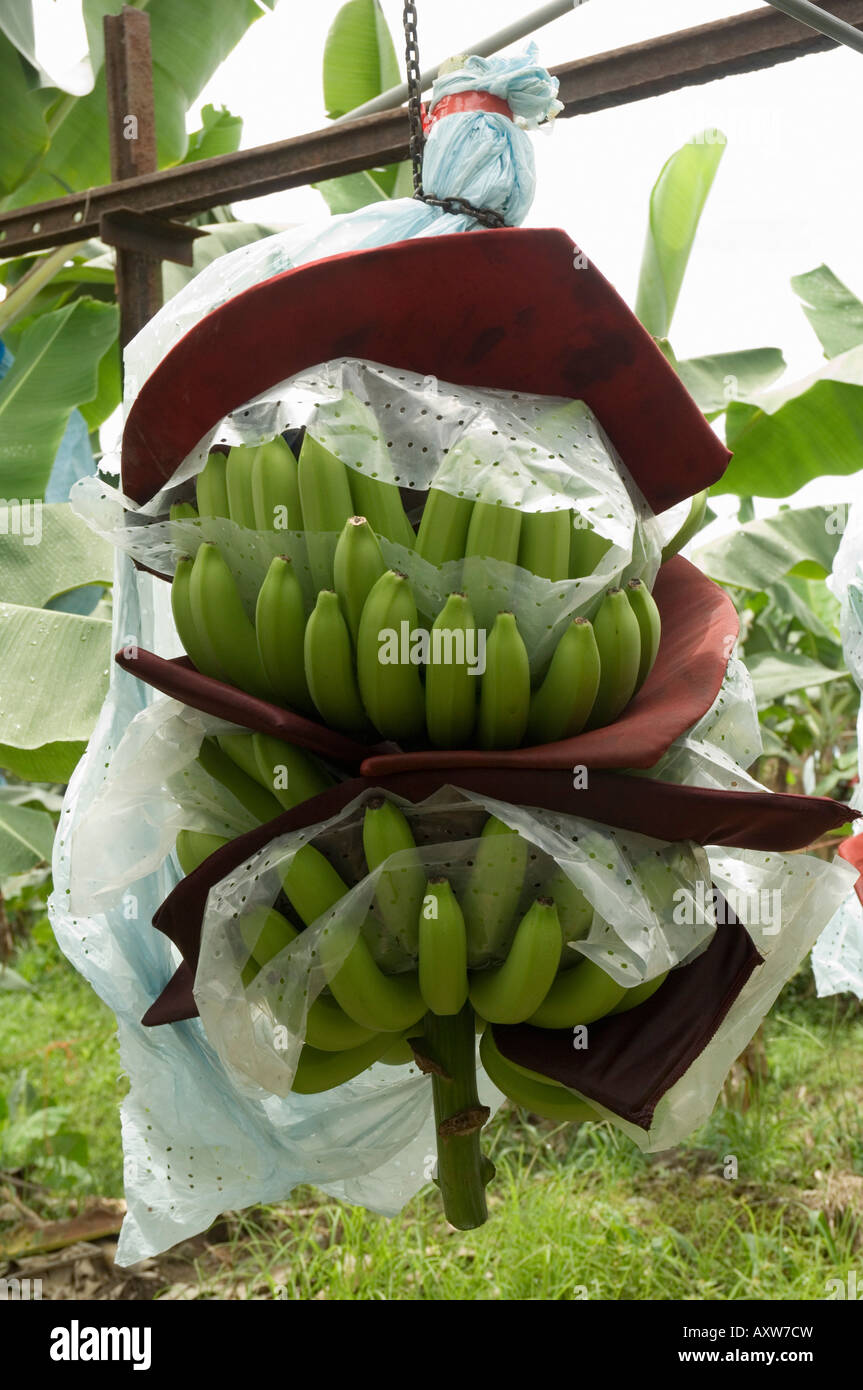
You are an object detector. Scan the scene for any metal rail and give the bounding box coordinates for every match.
[1,0,861,259]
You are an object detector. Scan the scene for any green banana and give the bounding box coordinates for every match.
[660,488,707,564]
[189,543,273,699]
[239,904,298,966]
[469,897,562,1025]
[304,992,378,1052]
[215,731,330,812]
[625,578,662,691]
[175,829,228,875]
[525,617,601,745]
[303,589,370,736]
[463,816,529,966]
[424,592,479,748]
[250,436,301,532]
[237,904,380,1052]
[333,516,386,645]
[356,570,426,742]
[479,1029,597,1123]
[171,555,225,680]
[225,446,258,529]
[607,970,669,1015]
[527,955,626,1029]
[347,469,415,551]
[291,1033,394,1094]
[362,798,425,956]
[216,731,263,784]
[518,510,571,582]
[464,499,522,565]
[169,501,199,522]
[197,737,283,824]
[584,587,642,730]
[252,733,332,810]
[414,488,475,566]
[379,1035,416,1066]
[545,869,594,966]
[280,843,425,1033]
[477,611,530,749]
[569,518,612,578]
[297,434,355,590]
[254,555,314,715]
[195,452,230,518]
[418,877,469,1016]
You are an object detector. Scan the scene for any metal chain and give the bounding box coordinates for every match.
[402,0,507,230]
[403,1,424,194]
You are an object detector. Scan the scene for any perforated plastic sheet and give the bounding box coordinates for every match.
[812,501,863,999]
[73,361,662,671]
[53,568,855,1262]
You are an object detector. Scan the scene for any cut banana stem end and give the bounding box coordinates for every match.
[424,1004,493,1231]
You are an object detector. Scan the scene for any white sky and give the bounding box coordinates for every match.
[32,1,863,540]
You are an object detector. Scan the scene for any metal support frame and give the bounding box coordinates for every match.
[0,1,860,264]
[102,5,162,349]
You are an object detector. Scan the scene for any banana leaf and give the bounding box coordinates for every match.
[0,800,55,877]
[0,298,117,496]
[0,602,111,781]
[791,264,863,360]
[692,506,839,589]
[635,133,726,340]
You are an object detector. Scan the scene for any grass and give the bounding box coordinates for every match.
[2,918,862,1299]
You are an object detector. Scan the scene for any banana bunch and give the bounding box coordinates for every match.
[176,780,667,1113]
[172,521,661,743]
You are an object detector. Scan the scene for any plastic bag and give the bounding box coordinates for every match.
[73,361,663,672]
[811,501,863,999]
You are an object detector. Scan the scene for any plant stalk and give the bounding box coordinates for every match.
[0,242,87,334]
[423,1005,492,1230]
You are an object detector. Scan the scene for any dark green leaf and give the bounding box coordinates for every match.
[0,35,49,196]
[180,103,244,164]
[717,347,863,496]
[0,298,118,496]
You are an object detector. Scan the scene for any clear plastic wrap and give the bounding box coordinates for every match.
[73,361,662,672]
[811,501,863,999]
[54,568,855,1262]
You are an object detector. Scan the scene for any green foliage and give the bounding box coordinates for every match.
[323,0,400,119]
[0,299,118,496]
[675,348,786,418]
[0,800,54,877]
[316,0,411,214]
[791,264,863,360]
[635,134,726,339]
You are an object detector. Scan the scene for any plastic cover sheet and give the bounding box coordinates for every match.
[811,501,863,998]
[56,620,854,1265]
[73,361,662,672]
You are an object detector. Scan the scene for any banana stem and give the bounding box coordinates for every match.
[424,1006,492,1230]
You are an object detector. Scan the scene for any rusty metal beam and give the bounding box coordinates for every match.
[103,5,161,348]
[1,0,861,260]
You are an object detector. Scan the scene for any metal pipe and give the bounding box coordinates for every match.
[765,0,863,53]
[339,0,589,120]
